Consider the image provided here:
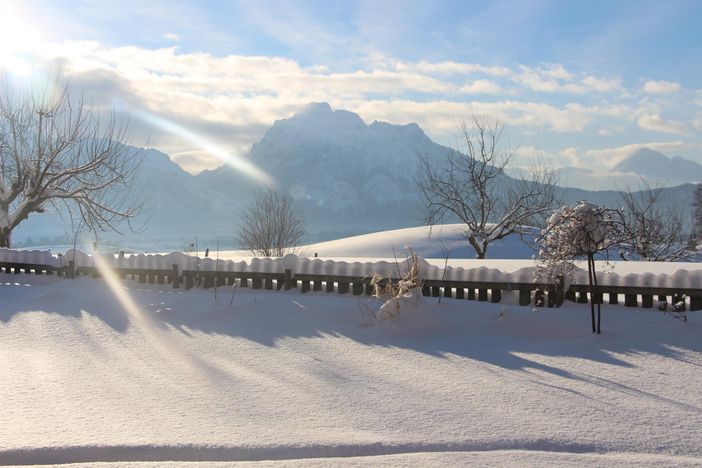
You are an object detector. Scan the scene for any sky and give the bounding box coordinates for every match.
[0,0,701,176]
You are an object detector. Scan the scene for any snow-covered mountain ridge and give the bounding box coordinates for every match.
[12,103,700,248]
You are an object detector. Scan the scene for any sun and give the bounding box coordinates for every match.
[0,2,44,76]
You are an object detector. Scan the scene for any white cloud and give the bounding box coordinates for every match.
[459,79,504,94]
[395,60,511,76]
[512,65,624,95]
[512,65,584,94]
[541,64,573,81]
[559,147,580,166]
[643,80,681,94]
[582,75,622,93]
[695,90,702,107]
[5,35,697,174]
[350,99,632,137]
[163,33,180,42]
[637,113,688,135]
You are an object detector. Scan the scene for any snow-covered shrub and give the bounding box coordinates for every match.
[370,251,422,324]
[536,202,612,284]
[536,202,618,334]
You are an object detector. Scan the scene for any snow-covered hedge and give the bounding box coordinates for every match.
[0,248,700,289]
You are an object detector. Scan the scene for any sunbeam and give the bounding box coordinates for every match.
[91,250,212,382]
[91,251,154,327]
[132,109,275,186]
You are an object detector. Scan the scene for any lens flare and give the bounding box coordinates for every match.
[133,109,275,186]
[91,250,208,381]
[92,251,153,326]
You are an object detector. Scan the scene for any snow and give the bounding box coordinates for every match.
[2,272,702,465]
[4,222,701,290]
[297,224,538,260]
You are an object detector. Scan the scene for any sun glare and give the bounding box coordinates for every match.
[0,5,44,77]
[133,108,276,186]
[91,250,210,380]
[91,251,151,325]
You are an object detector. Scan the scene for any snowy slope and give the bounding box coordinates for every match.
[215,224,702,278]
[2,275,702,465]
[297,224,537,259]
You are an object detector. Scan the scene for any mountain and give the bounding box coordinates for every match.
[196,102,449,236]
[613,148,702,184]
[13,147,229,249]
[10,104,701,249]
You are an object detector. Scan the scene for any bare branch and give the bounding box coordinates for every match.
[418,115,559,258]
[237,189,305,257]
[616,180,696,261]
[0,71,143,248]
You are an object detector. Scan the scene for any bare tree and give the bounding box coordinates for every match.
[0,74,142,248]
[617,181,694,261]
[419,115,558,259]
[237,189,305,257]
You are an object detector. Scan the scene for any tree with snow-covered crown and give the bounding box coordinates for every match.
[0,73,142,248]
[537,202,619,334]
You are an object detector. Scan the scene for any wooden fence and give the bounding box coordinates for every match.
[1,260,701,311]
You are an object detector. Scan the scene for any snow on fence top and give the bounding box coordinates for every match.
[0,248,700,289]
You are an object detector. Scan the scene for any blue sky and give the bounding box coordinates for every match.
[1,0,701,177]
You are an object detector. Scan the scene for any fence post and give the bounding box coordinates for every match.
[491,289,501,303]
[641,294,653,308]
[554,275,565,307]
[68,261,75,279]
[478,288,488,302]
[534,289,545,307]
[352,282,363,295]
[519,289,531,306]
[172,264,179,288]
[284,269,293,290]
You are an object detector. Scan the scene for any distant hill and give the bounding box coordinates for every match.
[613,148,702,184]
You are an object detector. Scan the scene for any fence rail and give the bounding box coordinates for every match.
[1,260,701,311]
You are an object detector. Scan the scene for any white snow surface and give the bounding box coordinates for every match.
[1,274,702,466]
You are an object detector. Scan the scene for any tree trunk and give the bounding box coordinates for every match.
[587,252,596,333]
[0,228,10,248]
[467,235,486,259]
[593,260,601,334]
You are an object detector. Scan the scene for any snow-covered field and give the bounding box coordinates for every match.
[1,273,701,466]
[2,226,702,466]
